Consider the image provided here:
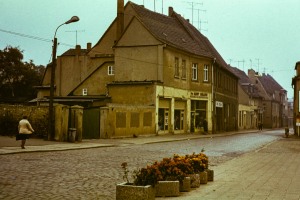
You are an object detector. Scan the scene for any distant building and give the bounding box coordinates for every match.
[292,61,300,135]
[248,69,288,129]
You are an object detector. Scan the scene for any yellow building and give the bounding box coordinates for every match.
[37,0,239,138]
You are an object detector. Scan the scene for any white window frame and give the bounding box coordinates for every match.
[108,65,114,75]
[192,63,198,81]
[204,64,209,82]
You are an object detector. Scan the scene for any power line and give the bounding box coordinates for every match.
[0,28,73,47]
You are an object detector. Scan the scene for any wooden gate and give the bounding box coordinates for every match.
[83,107,100,139]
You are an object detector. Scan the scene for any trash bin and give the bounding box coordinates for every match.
[68,128,77,142]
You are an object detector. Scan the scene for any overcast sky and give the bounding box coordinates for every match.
[0,0,299,99]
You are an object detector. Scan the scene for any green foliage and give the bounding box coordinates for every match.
[0,113,18,135]
[0,46,45,102]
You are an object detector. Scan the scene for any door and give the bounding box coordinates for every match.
[83,107,100,139]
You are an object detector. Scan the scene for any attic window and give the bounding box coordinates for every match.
[162,32,168,37]
[181,38,186,43]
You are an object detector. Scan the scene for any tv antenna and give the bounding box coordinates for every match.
[65,30,85,45]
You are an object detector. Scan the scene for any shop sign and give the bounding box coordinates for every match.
[216,101,223,108]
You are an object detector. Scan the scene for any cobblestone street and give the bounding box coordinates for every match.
[0,131,282,199]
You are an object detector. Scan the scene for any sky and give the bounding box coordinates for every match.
[0,0,299,99]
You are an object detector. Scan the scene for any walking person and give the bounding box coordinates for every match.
[16,116,34,149]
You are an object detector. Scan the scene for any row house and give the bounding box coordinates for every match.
[248,69,288,129]
[292,61,300,135]
[230,67,263,129]
[36,0,238,139]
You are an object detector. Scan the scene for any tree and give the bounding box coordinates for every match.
[0,46,44,102]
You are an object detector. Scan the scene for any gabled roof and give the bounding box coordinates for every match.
[230,67,261,98]
[130,3,213,58]
[127,2,233,73]
[258,73,285,96]
[61,48,87,56]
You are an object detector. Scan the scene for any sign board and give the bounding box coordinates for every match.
[216,101,223,108]
[297,118,300,126]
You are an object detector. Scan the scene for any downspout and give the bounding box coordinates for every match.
[212,58,216,134]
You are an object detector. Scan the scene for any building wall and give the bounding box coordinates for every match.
[73,62,115,96]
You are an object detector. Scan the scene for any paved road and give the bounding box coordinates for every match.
[0,130,283,200]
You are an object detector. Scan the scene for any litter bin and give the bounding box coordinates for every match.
[68,128,77,142]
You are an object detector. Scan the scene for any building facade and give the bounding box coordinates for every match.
[37,0,239,138]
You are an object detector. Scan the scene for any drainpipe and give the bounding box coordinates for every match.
[211,58,216,134]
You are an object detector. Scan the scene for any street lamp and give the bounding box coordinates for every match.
[48,16,79,140]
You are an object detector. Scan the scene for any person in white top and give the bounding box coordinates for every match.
[17,116,34,149]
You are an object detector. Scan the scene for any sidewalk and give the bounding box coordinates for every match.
[0,130,258,155]
[158,134,300,200]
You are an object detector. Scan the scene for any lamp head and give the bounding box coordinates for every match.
[65,16,80,24]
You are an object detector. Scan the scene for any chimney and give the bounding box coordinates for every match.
[295,61,300,76]
[117,0,124,40]
[168,7,174,17]
[87,42,92,50]
[75,45,81,55]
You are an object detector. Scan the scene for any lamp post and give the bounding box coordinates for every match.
[48,16,79,140]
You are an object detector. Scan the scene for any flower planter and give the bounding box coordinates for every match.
[199,171,208,184]
[116,182,155,200]
[188,173,200,188]
[180,176,191,192]
[206,169,214,181]
[155,181,180,197]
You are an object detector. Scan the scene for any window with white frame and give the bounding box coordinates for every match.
[192,63,198,80]
[108,65,114,75]
[204,64,208,82]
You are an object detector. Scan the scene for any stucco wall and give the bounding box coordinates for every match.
[100,104,156,138]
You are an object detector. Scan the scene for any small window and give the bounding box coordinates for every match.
[174,57,179,77]
[108,65,114,75]
[182,60,186,79]
[192,63,198,81]
[82,88,88,96]
[204,65,209,82]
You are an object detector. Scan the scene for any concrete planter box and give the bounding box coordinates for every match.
[155,180,180,197]
[180,176,191,192]
[199,171,208,184]
[116,182,155,200]
[206,169,214,181]
[188,173,200,188]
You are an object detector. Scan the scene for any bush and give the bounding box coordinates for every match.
[0,113,18,135]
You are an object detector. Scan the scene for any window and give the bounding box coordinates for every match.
[108,65,114,75]
[174,57,179,77]
[192,63,198,80]
[204,64,208,82]
[82,88,88,96]
[182,60,186,79]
